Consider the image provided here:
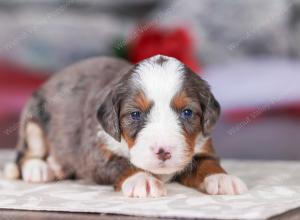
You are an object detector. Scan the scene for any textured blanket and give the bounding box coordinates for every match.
[0,150,299,220]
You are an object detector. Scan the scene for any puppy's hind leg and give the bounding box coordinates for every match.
[21,121,55,183]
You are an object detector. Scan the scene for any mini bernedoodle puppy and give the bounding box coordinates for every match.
[5,55,247,197]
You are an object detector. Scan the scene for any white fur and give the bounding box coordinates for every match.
[96,55,216,176]
[122,172,167,198]
[26,122,47,158]
[4,162,20,180]
[201,174,248,195]
[130,55,188,174]
[156,173,174,183]
[194,134,209,154]
[22,159,55,183]
[97,129,130,158]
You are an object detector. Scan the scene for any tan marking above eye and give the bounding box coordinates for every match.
[134,92,152,112]
[171,91,189,111]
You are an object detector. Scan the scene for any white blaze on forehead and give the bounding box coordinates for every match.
[130,55,188,174]
[133,55,185,142]
[133,55,184,103]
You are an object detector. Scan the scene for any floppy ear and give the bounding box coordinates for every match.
[201,92,221,137]
[97,89,121,142]
[183,67,221,137]
[97,65,137,142]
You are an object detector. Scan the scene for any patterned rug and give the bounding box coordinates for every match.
[0,150,300,219]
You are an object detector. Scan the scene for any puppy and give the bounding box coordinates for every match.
[5,55,247,197]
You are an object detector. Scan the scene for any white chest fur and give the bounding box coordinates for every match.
[97,129,130,158]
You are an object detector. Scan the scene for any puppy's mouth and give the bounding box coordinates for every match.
[129,146,192,175]
[144,161,188,175]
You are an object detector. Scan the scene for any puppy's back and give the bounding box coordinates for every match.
[14,57,132,180]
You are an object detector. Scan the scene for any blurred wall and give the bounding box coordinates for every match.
[0,0,300,160]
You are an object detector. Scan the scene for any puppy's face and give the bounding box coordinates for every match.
[97,55,220,175]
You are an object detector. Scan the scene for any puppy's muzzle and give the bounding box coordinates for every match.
[154,147,172,162]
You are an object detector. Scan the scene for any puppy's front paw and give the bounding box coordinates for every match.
[121,172,167,198]
[201,174,248,195]
[22,159,55,183]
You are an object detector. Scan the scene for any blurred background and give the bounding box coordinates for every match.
[1,0,300,160]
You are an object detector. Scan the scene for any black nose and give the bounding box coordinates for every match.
[156,148,171,161]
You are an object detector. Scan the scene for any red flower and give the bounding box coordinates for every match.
[128,26,201,73]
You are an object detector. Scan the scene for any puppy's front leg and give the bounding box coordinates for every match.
[114,168,167,198]
[176,155,247,195]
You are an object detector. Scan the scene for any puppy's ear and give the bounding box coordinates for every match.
[184,67,221,137]
[201,92,220,137]
[97,89,121,142]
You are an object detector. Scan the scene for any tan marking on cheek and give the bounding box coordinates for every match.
[122,132,135,149]
[99,144,114,161]
[120,92,151,149]
[184,133,198,156]
[119,114,136,149]
[171,91,189,110]
[200,138,216,155]
[135,92,152,112]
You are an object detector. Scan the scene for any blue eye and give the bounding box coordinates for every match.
[180,109,193,119]
[130,111,142,121]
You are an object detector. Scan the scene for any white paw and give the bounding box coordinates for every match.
[4,162,20,180]
[201,174,248,195]
[122,172,167,198]
[22,159,55,183]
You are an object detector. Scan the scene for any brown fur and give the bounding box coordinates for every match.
[184,133,198,155]
[17,57,133,184]
[15,56,224,192]
[135,92,152,112]
[118,92,153,149]
[175,139,226,191]
[122,132,135,149]
[99,144,114,161]
[171,91,189,111]
[114,168,141,191]
[171,91,202,158]
[199,138,216,156]
[18,120,49,167]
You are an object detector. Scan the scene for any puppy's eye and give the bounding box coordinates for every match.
[180,109,193,119]
[130,111,142,121]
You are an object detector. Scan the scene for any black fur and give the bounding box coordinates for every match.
[182,66,221,136]
[31,91,51,131]
[155,55,168,65]
[97,90,122,142]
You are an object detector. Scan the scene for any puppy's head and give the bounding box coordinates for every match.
[97,55,220,174]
